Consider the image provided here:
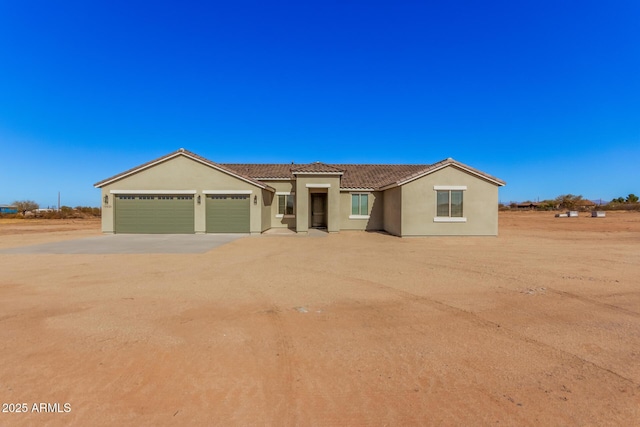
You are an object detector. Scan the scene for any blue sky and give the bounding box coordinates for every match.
[1,1,638,207]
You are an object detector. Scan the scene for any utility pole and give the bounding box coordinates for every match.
[58,191,60,211]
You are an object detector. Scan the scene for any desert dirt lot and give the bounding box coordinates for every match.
[0,212,639,425]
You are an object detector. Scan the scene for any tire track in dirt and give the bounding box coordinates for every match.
[394,255,640,318]
[545,287,640,318]
[246,276,298,427]
[312,268,640,388]
[263,304,297,426]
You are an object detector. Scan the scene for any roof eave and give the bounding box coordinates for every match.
[339,187,376,192]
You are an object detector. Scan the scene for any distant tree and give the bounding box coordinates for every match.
[538,200,557,211]
[12,200,39,215]
[626,194,639,203]
[555,194,583,210]
[611,197,625,204]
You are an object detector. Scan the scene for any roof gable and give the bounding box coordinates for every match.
[94,149,274,191]
[378,158,506,189]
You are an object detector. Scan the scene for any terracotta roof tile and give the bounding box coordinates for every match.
[222,163,430,188]
[221,164,293,179]
[333,164,429,189]
[224,160,505,189]
[95,150,505,192]
[290,162,344,174]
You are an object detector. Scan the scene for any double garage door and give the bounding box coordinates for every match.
[114,194,250,234]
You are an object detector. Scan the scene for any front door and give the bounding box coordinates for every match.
[311,194,327,228]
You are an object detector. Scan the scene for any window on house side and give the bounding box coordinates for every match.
[277,195,294,215]
[351,193,368,216]
[436,190,463,217]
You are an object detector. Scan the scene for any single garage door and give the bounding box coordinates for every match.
[115,195,195,234]
[206,195,250,233]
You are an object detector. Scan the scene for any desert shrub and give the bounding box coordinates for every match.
[74,206,102,217]
[31,206,101,219]
[537,200,557,211]
[602,203,640,211]
[0,213,24,219]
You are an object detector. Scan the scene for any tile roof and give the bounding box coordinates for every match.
[224,159,506,189]
[223,164,294,179]
[95,149,505,191]
[290,162,344,174]
[333,164,430,189]
[221,163,429,188]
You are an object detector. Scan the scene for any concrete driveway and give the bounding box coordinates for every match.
[0,234,248,254]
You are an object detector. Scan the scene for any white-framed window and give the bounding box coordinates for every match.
[277,194,294,217]
[350,193,369,219]
[434,186,467,222]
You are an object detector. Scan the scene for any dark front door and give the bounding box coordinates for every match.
[311,194,327,228]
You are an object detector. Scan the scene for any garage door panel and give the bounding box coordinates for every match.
[206,195,250,233]
[115,195,194,234]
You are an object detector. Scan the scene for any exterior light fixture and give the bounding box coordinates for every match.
[197,195,201,205]
[104,195,109,205]
[254,195,258,205]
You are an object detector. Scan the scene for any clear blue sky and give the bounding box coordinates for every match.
[1,1,638,207]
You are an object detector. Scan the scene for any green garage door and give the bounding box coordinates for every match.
[115,195,195,234]
[206,195,250,233]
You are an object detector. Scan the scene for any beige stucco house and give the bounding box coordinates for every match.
[94,149,506,236]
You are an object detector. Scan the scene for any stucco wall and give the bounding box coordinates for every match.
[260,189,273,232]
[400,165,499,236]
[383,187,402,236]
[99,155,267,234]
[339,191,384,231]
[294,175,341,233]
[261,180,296,230]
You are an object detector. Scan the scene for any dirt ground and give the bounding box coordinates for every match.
[0,212,639,426]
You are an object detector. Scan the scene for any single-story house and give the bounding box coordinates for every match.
[0,205,18,214]
[94,149,506,237]
[516,202,539,210]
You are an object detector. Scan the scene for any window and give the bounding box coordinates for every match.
[350,193,369,218]
[435,189,465,221]
[277,194,294,216]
